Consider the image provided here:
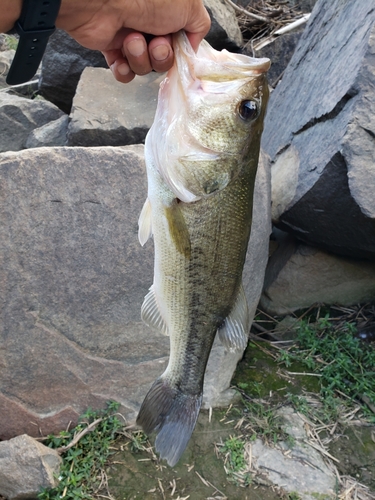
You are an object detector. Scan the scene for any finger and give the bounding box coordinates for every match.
[148,36,174,73]
[102,48,122,67]
[102,50,136,83]
[123,33,152,76]
[186,31,206,53]
[185,6,211,52]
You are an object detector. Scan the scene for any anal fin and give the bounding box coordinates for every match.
[141,285,168,335]
[217,284,250,352]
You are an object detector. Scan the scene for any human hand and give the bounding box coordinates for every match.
[56,0,211,83]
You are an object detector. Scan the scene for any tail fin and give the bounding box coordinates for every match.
[136,378,202,466]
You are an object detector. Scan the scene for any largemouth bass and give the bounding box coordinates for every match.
[137,31,270,466]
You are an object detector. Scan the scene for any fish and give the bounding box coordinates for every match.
[136,31,270,467]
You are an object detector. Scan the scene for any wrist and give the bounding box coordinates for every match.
[1,0,22,32]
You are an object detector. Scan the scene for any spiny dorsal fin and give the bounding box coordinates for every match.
[138,198,152,246]
[217,284,249,352]
[141,285,168,336]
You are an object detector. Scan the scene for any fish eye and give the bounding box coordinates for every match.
[238,100,258,121]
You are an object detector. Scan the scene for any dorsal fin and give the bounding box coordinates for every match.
[217,284,249,352]
[141,285,168,336]
[138,198,152,246]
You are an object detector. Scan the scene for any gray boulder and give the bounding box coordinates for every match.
[67,68,162,147]
[0,93,64,152]
[204,0,243,50]
[39,30,107,113]
[254,31,304,88]
[0,145,270,439]
[250,407,336,500]
[261,230,375,316]
[0,435,61,500]
[261,0,375,260]
[26,115,69,148]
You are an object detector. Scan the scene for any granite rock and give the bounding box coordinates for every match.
[0,145,270,439]
[261,0,375,260]
[0,93,64,152]
[39,29,107,113]
[204,0,243,51]
[0,435,61,500]
[254,31,304,87]
[249,407,336,500]
[26,115,69,148]
[261,230,375,316]
[67,68,162,147]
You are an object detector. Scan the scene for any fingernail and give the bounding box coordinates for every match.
[127,39,145,57]
[117,63,130,76]
[152,44,171,62]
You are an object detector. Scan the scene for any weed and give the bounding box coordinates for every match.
[3,34,18,51]
[288,492,302,500]
[38,401,123,500]
[220,436,246,473]
[277,318,375,422]
[218,435,253,486]
[286,394,310,414]
[128,430,149,453]
[238,396,288,445]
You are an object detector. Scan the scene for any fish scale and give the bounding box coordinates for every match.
[136,31,270,466]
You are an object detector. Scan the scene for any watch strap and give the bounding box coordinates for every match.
[6,0,62,85]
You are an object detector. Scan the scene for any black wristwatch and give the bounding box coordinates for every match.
[6,0,62,85]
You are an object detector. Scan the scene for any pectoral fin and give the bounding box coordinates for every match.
[141,285,168,336]
[217,284,250,352]
[138,198,152,246]
[164,200,191,259]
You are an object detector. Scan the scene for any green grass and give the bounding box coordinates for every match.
[38,401,123,500]
[222,312,375,488]
[276,317,375,422]
[220,436,246,472]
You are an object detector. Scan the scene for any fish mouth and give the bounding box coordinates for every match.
[173,30,271,83]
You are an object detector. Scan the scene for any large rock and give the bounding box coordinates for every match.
[67,68,162,147]
[204,0,243,51]
[0,145,270,439]
[39,30,107,113]
[261,0,375,260]
[260,230,375,316]
[254,31,304,88]
[250,407,336,500]
[0,435,61,500]
[0,93,64,152]
[26,115,69,148]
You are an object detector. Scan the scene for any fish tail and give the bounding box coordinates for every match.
[136,377,202,466]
